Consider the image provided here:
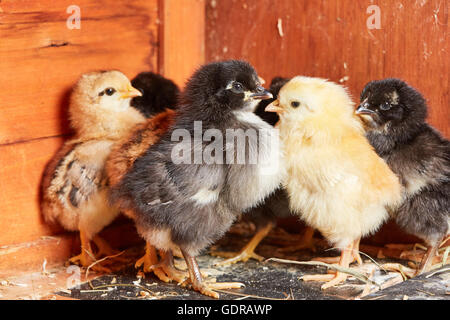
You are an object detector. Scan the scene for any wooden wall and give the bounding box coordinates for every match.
[0,0,447,275]
[0,0,205,275]
[206,0,449,137]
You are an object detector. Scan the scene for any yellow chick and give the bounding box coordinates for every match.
[41,71,144,271]
[266,76,402,289]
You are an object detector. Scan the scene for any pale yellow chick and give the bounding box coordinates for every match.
[266,76,402,289]
[41,71,145,271]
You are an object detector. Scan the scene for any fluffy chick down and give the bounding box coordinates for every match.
[41,71,145,241]
[274,76,402,249]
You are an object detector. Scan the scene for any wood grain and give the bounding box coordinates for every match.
[0,0,159,145]
[158,0,205,88]
[0,136,66,246]
[206,0,449,137]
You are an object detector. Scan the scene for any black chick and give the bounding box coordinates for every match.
[254,77,289,126]
[130,72,180,118]
[357,78,450,274]
[109,60,282,298]
[211,76,313,265]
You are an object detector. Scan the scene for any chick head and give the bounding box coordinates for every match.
[265,76,354,125]
[69,70,144,138]
[356,78,427,131]
[182,60,272,114]
[131,72,180,118]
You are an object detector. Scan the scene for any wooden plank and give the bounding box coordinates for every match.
[0,136,66,246]
[158,0,205,88]
[0,0,159,145]
[206,0,449,137]
[0,234,76,278]
[0,220,143,277]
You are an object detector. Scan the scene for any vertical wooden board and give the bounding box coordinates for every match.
[206,0,449,137]
[0,137,66,246]
[159,0,205,88]
[0,0,159,145]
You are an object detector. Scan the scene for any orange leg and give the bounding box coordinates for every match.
[212,221,274,266]
[151,250,188,283]
[278,227,317,252]
[69,230,111,273]
[416,240,442,276]
[302,241,354,290]
[313,239,363,266]
[181,249,244,299]
[135,242,170,282]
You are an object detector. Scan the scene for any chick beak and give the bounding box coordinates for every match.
[249,87,273,100]
[265,100,283,113]
[121,86,142,99]
[355,104,376,116]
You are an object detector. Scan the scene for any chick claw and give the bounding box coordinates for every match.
[212,221,273,266]
[181,280,245,299]
[303,272,349,290]
[69,253,112,273]
[213,250,264,266]
[135,244,171,282]
[149,251,188,284]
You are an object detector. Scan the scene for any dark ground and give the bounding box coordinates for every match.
[57,224,449,300]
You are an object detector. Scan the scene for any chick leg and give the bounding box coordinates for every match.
[181,249,244,299]
[313,238,363,266]
[278,227,317,252]
[69,230,111,273]
[416,238,443,275]
[69,230,95,267]
[135,243,170,282]
[91,235,128,262]
[212,221,274,266]
[153,250,188,283]
[302,242,353,290]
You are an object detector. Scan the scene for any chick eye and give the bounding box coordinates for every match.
[232,82,244,91]
[380,102,391,111]
[104,88,116,96]
[291,101,300,108]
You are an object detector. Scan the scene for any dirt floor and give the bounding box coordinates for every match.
[1,221,449,300]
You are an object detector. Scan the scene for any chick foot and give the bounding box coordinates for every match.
[277,227,317,253]
[301,241,355,290]
[135,243,170,282]
[69,230,111,273]
[416,239,445,275]
[69,248,112,273]
[182,249,244,299]
[213,221,274,266]
[302,272,349,290]
[149,250,187,284]
[92,235,128,264]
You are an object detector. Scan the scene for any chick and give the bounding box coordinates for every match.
[212,76,314,266]
[357,78,450,274]
[130,72,180,118]
[266,76,402,289]
[106,109,179,282]
[41,71,144,270]
[109,60,282,298]
[254,77,289,125]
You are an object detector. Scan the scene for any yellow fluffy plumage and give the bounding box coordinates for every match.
[266,76,402,289]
